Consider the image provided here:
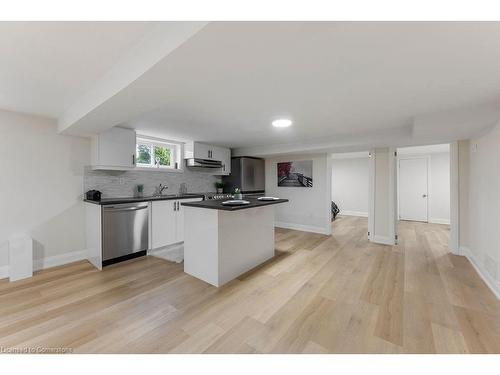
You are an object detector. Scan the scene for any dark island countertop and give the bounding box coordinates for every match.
[181,198,289,211]
[84,193,205,205]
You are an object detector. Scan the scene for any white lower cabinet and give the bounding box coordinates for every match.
[151,200,177,249]
[151,198,203,249]
[175,198,194,242]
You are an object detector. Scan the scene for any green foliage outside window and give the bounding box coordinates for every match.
[136,141,172,167]
[154,146,171,166]
[137,144,151,164]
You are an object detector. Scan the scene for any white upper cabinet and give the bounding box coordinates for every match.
[184,141,214,160]
[223,148,231,175]
[211,146,224,163]
[91,127,137,170]
[184,141,231,175]
[213,146,231,176]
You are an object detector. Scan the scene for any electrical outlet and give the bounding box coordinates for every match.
[472,143,478,153]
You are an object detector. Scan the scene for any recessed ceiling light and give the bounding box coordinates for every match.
[272,119,292,128]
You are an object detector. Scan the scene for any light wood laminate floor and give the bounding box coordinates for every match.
[1,216,499,353]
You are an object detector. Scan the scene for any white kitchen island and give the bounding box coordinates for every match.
[181,198,288,287]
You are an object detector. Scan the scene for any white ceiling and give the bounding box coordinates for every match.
[2,22,500,155]
[0,22,156,117]
[127,22,500,148]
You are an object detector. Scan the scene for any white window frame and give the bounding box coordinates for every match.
[136,136,182,170]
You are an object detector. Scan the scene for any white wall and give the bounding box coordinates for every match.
[331,157,369,217]
[458,140,470,248]
[429,152,450,224]
[459,124,500,298]
[0,109,90,278]
[397,152,450,224]
[265,153,332,235]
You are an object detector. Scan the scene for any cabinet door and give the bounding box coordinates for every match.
[97,127,136,168]
[211,146,223,162]
[221,147,231,175]
[194,142,212,160]
[151,200,177,249]
[213,147,231,175]
[175,198,203,243]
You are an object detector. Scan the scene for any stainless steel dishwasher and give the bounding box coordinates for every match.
[102,202,149,266]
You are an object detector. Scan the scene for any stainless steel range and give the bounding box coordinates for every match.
[203,192,265,200]
[204,193,233,200]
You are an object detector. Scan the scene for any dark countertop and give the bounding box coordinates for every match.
[84,193,205,205]
[181,198,289,211]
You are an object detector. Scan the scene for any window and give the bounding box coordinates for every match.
[136,137,181,169]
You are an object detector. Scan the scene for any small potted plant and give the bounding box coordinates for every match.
[233,187,242,200]
[215,181,224,194]
[136,184,144,198]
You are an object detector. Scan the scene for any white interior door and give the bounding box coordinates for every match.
[398,157,428,222]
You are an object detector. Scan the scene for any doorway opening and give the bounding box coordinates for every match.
[330,151,370,232]
[396,144,450,225]
[396,143,451,249]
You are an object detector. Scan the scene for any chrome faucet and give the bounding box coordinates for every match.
[154,183,168,196]
[179,182,187,195]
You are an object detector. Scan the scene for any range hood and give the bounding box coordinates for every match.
[186,158,223,168]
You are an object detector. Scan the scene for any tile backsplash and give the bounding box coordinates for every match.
[83,166,220,197]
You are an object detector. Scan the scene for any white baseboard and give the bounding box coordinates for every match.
[460,246,500,301]
[0,265,8,279]
[340,211,368,217]
[0,249,88,281]
[458,246,469,257]
[429,218,451,225]
[148,243,184,263]
[275,222,330,235]
[371,235,395,246]
[33,250,88,272]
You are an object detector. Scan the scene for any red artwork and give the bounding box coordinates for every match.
[277,162,292,178]
[277,160,313,187]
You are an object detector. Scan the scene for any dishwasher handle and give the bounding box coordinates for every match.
[104,205,148,212]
